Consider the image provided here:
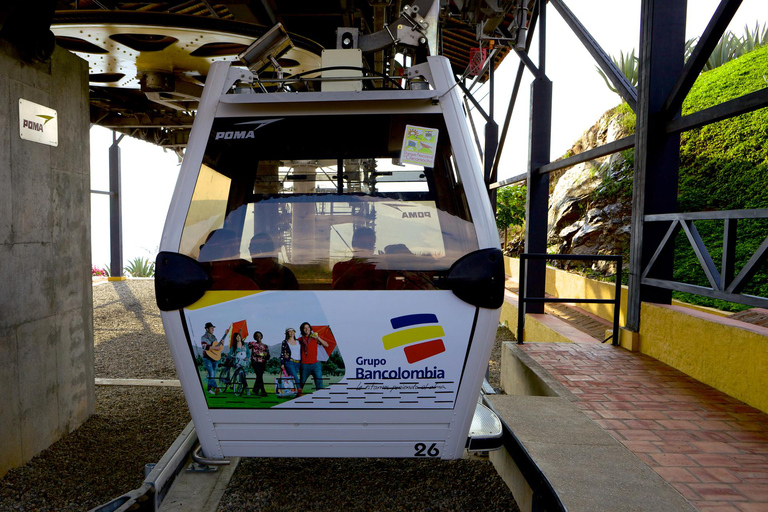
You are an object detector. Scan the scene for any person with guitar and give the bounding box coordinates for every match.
[202,322,229,395]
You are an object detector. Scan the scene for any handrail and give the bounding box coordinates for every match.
[641,210,768,309]
[517,253,623,345]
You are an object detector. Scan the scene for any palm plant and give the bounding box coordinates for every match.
[684,37,698,63]
[602,22,766,98]
[704,31,744,71]
[595,49,638,100]
[124,257,155,277]
[742,22,768,53]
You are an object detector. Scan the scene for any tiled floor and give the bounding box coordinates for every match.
[518,342,768,512]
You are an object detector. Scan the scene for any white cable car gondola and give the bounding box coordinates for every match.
[155,47,505,460]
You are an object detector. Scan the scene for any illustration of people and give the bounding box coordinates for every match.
[280,327,302,396]
[230,332,248,369]
[201,322,229,395]
[298,322,329,392]
[248,331,269,397]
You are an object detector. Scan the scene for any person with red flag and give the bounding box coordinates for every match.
[298,322,330,392]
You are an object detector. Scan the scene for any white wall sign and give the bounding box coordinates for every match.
[19,99,58,147]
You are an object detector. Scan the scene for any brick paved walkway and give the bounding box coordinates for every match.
[518,342,768,512]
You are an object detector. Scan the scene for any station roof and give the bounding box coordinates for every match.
[36,1,533,152]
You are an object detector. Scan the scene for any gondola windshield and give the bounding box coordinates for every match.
[179,112,480,292]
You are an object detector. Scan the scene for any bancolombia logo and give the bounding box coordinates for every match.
[213,118,282,140]
[381,313,447,363]
[354,365,445,380]
[355,314,448,379]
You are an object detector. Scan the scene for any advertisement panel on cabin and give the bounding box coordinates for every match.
[183,290,474,410]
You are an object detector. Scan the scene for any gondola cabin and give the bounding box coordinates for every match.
[156,51,504,460]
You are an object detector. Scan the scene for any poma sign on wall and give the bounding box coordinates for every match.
[19,99,58,147]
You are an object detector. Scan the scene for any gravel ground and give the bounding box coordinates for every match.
[0,386,190,511]
[220,457,518,512]
[93,280,178,379]
[0,280,516,512]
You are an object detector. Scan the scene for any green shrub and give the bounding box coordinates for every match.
[673,45,768,305]
[124,256,155,278]
[496,185,527,231]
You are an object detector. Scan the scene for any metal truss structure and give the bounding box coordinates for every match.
[489,0,768,330]
[13,1,531,156]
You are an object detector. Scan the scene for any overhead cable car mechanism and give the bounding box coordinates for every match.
[156,22,505,461]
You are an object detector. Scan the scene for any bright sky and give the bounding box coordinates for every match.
[89,0,767,269]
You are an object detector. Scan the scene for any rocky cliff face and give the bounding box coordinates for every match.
[544,107,634,275]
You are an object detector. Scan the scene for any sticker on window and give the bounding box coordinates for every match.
[400,125,439,167]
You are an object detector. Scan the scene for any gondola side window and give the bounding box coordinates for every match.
[180,164,233,260]
[180,113,479,291]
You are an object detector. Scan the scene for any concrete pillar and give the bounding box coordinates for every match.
[0,40,94,477]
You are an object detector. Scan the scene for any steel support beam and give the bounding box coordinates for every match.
[485,52,499,207]
[523,0,551,315]
[666,87,768,134]
[536,135,636,175]
[491,8,538,180]
[662,0,743,119]
[626,0,687,331]
[109,133,125,278]
[549,0,638,111]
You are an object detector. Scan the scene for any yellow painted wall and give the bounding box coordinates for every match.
[500,297,575,343]
[523,315,574,343]
[638,303,768,414]
[504,257,520,281]
[506,257,627,324]
[504,257,729,326]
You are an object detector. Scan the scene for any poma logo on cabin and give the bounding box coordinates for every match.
[214,130,255,140]
[214,119,283,140]
[402,211,431,219]
[23,119,45,132]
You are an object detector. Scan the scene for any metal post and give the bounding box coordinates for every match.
[626,0,686,331]
[613,262,622,346]
[722,218,737,287]
[337,157,344,194]
[485,53,499,209]
[517,255,526,344]
[523,0,551,314]
[109,132,125,278]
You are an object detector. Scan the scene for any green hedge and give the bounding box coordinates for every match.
[674,45,768,310]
